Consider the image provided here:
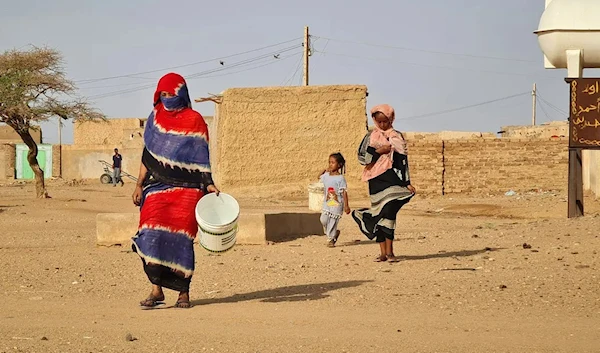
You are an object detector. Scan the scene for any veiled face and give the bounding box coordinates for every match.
[160,91,175,98]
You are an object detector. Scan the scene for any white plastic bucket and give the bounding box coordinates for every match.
[308,182,324,212]
[195,193,240,252]
[199,225,238,253]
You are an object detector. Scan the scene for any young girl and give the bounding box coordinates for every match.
[318,153,351,247]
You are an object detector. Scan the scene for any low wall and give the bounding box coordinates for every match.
[61,145,142,181]
[0,144,16,180]
[583,150,600,197]
[215,85,368,191]
[442,139,568,194]
[52,145,61,178]
[0,125,42,144]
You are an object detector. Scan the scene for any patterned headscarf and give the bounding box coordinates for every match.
[142,73,211,187]
[369,104,407,155]
[360,104,408,181]
[153,73,192,110]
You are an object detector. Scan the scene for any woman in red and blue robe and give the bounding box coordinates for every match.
[131,73,219,309]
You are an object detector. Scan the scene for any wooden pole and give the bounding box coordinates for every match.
[566,51,584,218]
[58,117,62,178]
[532,83,537,125]
[568,148,584,217]
[302,26,309,86]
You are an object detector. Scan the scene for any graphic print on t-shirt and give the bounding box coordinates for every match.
[326,187,340,207]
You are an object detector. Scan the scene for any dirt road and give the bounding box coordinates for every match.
[1,180,599,352]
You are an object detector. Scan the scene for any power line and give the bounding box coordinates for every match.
[536,96,551,122]
[75,37,303,84]
[186,45,300,79]
[399,92,530,120]
[314,49,555,80]
[89,50,302,100]
[536,93,568,115]
[87,45,301,97]
[312,35,537,63]
[194,52,301,80]
[537,96,568,121]
[79,81,157,90]
[282,54,303,86]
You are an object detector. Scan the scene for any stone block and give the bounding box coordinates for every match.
[237,212,267,245]
[264,212,324,242]
[96,213,139,246]
[237,212,325,244]
[96,211,326,248]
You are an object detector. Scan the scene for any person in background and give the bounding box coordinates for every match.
[112,148,124,187]
[318,152,351,248]
[352,104,416,262]
[131,73,220,309]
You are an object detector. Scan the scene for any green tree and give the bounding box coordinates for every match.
[0,47,103,198]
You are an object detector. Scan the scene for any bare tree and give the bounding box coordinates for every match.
[0,47,103,198]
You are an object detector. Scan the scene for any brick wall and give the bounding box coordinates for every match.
[442,138,568,194]
[407,140,444,195]
[212,83,568,197]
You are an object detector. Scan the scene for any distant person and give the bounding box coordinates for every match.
[131,73,220,309]
[112,148,124,187]
[352,104,416,262]
[318,153,351,248]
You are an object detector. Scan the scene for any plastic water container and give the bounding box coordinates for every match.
[195,193,240,252]
[308,182,324,212]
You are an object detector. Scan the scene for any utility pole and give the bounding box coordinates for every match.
[532,83,537,125]
[58,117,62,146]
[303,26,310,86]
[58,116,62,178]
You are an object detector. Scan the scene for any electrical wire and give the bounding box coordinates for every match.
[536,96,551,122]
[537,93,568,115]
[89,51,302,100]
[75,37,303,84]
[398,92,530,120]
[282,54,303,86]
[314,50,555,80]
[312,35,537,63]
[186,45,300,80]
[193,52,301,80]
[87,45,301,98]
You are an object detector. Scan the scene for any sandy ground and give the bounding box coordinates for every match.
[0,179,599,353]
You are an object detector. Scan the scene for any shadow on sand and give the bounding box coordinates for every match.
[399,247,503,261]
[191,280,371,306]
[341,241,503,261]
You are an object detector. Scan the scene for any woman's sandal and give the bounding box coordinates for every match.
[374,255,388,262]
[386,254,400,263]
[139,295,165,308]
[174,300,192,309]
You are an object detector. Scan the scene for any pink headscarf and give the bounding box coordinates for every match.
[362,104,408,181]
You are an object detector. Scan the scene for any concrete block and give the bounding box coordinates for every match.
[96,213,139,246]
[265,213,324,242]
[236,212,267,245]
[96,211,326,247]
[237,212,325,244]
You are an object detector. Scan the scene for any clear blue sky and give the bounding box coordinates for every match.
[0,0,582,144]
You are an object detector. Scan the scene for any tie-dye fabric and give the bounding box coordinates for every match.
[132,73,213,292]
[142,72,212,188]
